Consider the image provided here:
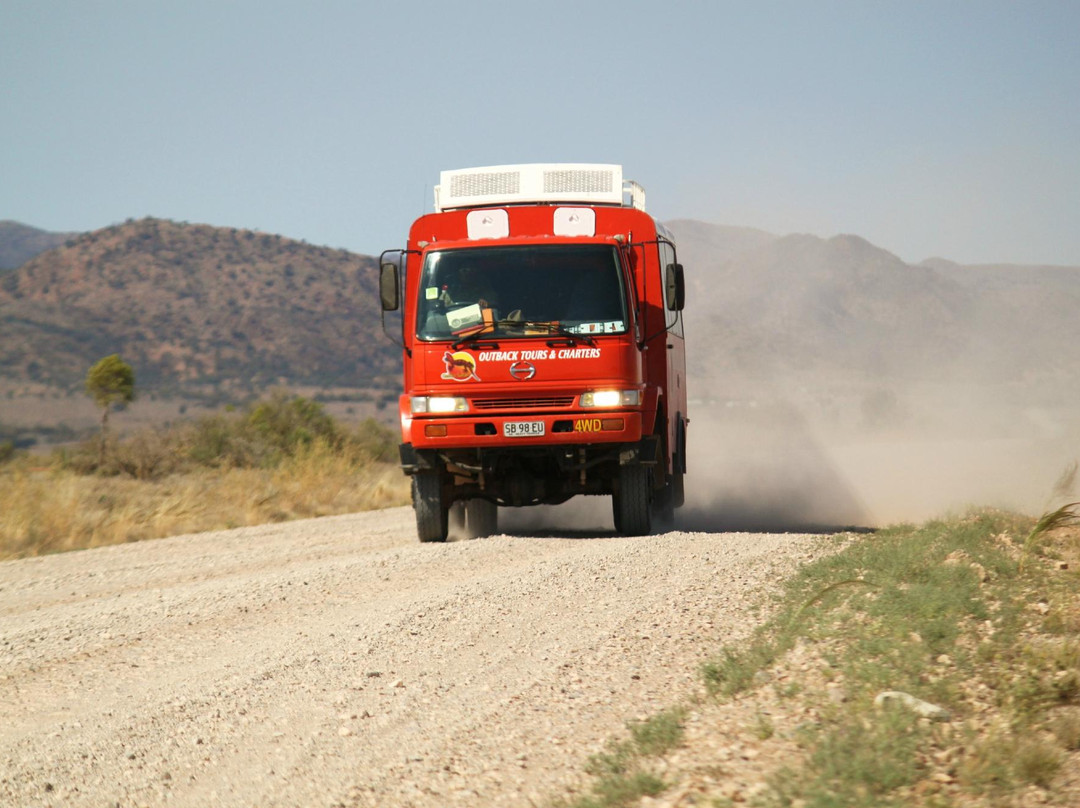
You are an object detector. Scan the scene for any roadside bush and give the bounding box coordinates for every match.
[354,416,398,463]
[56,430,187,480]
[56,393,399,477]
[246,393,341,458]
[113,428,189,480]
[186,413,266,468]
[54,439,113,476]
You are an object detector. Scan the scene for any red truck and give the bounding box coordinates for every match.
[379,164,687,541]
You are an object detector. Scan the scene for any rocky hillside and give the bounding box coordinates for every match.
[0,218,398,394]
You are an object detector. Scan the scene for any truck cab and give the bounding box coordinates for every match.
[380,164,687,541]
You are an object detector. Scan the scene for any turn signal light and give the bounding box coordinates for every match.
[601,418,624,431]
[424,424,448,437]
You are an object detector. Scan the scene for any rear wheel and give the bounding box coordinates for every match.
[412,473,449,543]
[466,499,498,538]
[613,462,652,536]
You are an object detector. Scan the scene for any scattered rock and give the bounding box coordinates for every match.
[825,685,848,705]
[873,691,951,721]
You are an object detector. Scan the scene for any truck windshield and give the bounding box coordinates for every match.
[416,244,629,341]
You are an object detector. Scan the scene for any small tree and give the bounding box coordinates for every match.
[85,354,136,466]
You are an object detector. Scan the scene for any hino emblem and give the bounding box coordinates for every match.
[509,361,536,381]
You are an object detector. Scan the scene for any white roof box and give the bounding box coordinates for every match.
[434,163,645,212]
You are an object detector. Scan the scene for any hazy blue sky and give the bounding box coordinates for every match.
[3,1,1078,265]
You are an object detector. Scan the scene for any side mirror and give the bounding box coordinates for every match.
[379,261,400,312]
[665,263,685,311]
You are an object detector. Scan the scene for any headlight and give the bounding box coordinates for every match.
[411,396,469,414]
[580,389,641,408]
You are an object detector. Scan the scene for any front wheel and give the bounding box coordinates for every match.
[613,462,652,536]
[412,473,449,543]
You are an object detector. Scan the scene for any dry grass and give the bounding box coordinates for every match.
[1,394,411,559]
[0,441,409,559]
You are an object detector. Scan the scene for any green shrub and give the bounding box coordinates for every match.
[53,393,401,477]
[186,413,265,468]
[246,393,340,458]
[354,417,398,463]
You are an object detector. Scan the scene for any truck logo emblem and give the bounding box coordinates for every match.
[441,350,480,382]
[509,361,536,381]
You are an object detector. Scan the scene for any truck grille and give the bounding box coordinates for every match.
[472,396,575,411]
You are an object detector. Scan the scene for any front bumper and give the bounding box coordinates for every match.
[405,410,644,450]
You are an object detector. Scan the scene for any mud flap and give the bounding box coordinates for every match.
[399,443,438,474]
[620,435,661,466]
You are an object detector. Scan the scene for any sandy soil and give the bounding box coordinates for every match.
[0,506,829,807]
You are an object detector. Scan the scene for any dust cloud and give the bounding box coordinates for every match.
[492,374,1079,536]
[679,375,1080,531]
[676,404,868,533]
[498,378,1079,536]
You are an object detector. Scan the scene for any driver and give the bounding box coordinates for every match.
[440,265,497,310]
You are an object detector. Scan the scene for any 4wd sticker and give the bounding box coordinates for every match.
[441,350,480,381]
[574,418,603,433]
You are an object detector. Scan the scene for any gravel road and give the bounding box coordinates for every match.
[0,506,828,807]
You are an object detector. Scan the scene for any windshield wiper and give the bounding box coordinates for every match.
[451,329,499,350]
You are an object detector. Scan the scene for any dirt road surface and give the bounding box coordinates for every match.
[0,507,828,807]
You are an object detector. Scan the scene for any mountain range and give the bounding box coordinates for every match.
[666,220,1080,403]
[0,219,398,396]
[2,218,1078,413]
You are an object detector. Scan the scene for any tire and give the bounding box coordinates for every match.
[613,462,652,536]
[465,499,498,538]
[412,473,449,543]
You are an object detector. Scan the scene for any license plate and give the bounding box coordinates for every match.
[503,420,545,438]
